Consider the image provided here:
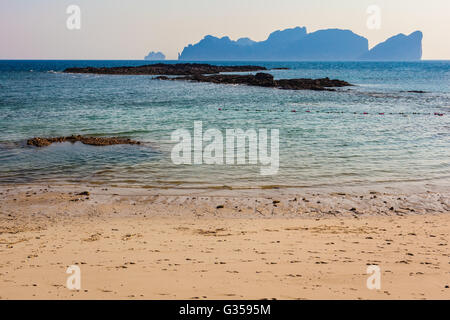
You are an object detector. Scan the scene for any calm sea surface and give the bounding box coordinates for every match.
[0,60,449,189]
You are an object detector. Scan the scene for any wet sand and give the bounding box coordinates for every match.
[0,184,449,299]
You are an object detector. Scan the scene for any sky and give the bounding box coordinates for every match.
[1,0,449,60]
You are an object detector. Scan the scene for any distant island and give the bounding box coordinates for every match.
[360,31,423,61]
[144,51,166,60]
[177,27,423,61]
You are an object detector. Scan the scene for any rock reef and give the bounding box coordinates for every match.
[63,63,266,76]
[27,135,141,147]
[63,63,350,91]
[157,73,352,91]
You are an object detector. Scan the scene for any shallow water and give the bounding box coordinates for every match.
[0,60,449,188]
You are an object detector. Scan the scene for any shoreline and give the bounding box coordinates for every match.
[2,178,449,202]
[0,182,449,299]
[1,181,449,220]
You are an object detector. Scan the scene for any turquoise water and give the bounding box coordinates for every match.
[0,60,449,188]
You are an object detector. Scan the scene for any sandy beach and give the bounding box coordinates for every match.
[1,0,449,306]
[0,183,449,300]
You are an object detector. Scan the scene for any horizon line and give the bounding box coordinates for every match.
[1,59,450,62]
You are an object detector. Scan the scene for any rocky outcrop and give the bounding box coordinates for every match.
[63,62,349,91]
[27,136,141,147]
[63,63,266,76]
[157,73,351,91]
[275,77,351,91]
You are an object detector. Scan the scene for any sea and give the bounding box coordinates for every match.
[0,60,449,189]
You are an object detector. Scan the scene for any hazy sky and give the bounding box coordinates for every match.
[1,0,449,60]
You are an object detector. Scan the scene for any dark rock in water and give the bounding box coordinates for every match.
[157,73,352,91]
[276,77,351,91]
[63,62,349,91]
[157,73,276,87]
[27,135,141,147]
[63,63,266,76]
[181,72,276,87]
